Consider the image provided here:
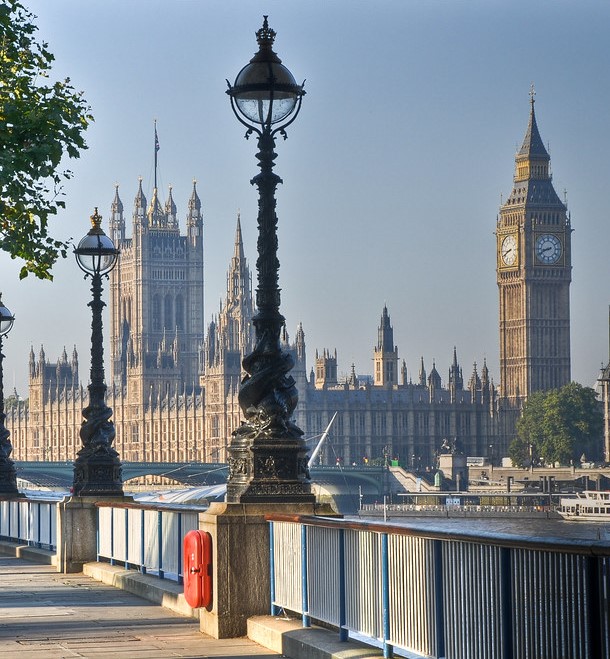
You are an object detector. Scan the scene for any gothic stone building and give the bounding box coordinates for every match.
[198,236,499,468]
[292,307,498,469]
[9,182,208,463]
[8,96,572,467]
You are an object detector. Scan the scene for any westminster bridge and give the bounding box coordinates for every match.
[13,461,392,512]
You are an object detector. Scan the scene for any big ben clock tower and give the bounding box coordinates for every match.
[497,89,572,412]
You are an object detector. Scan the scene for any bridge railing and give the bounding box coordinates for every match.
[267,513,610,659]
[0,497,57,550]
[95,501,205,583]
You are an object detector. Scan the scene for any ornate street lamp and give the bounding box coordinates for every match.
[226,16,314,503]
[73,208,123,496]
[0,296,18,495]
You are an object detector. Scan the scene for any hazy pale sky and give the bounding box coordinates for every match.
[3,0,610,396]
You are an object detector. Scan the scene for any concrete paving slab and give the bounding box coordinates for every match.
[0,556,279,658]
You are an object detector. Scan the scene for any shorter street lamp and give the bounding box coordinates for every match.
[73,209,123,496]
[0,296,18,495]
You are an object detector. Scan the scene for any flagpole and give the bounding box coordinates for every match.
[154,119,159,191]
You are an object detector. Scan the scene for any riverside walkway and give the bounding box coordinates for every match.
[0,555,278,659]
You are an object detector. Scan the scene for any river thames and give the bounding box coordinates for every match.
[352,514,610,543]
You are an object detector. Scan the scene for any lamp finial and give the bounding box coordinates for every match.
[90,208,103,233]
[256,15,276,48]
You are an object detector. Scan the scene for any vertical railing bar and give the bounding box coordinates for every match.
[561,553,569,657]
[601,557,610,655]
[553,553,561,657]
[479,546,486,658]
[96,507,100,561]
[547,553,554,659]
[140,509,146,574]
[36,502,41,548]
[124,508,129,566]
[269,521,279,616]
[339,528,348,642]
[301,524,310,627]
[177,512,183,584]
[571,554,579,658]
[500,546,514,659]
[27,500,31,545]
[587,556,603,659]
[158,510,164,579]
[548,552,554,659]
[110,507,116,565]
[434,539,445,659]
[381,532,393,658]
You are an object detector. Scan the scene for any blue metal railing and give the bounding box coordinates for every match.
[0,497,57,550]
[267,514,610,659]
[95,501,203,584]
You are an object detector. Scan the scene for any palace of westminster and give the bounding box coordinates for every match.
[6,97,582,468]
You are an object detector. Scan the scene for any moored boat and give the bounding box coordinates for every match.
[558,491,610,521]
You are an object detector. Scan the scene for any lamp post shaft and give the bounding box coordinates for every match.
[73,271,122,497]
[0,336,4,416]
[88,272,107,402]
[252,130,282,316]
[226,130,312,503]
[0,335,18,495]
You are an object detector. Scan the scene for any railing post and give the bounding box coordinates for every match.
[339,528,348,642]
[381,532,393,658]
[500,546,514,659]
[157,510,164,579]
[433,539,445,659]
[140,508,146,574]
[269,522,279,616]
[587,556,603,659]
[301,524,310,627]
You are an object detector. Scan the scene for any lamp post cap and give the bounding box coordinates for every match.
[256,16,276,48]
[89,208,105,235]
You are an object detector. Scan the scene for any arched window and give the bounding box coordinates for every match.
[175,295,184,331]
[164,295,173,330]
[152,295,161,331]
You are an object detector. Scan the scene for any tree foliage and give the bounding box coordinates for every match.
[510,382,603,467]
[0,0,92,279]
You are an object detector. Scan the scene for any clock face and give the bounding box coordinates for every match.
[535,234,562,264]
[501,234,518,266]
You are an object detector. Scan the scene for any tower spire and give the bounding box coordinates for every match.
[373,305,398,387]
[517,84,549,164]
[234,211,245,261]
